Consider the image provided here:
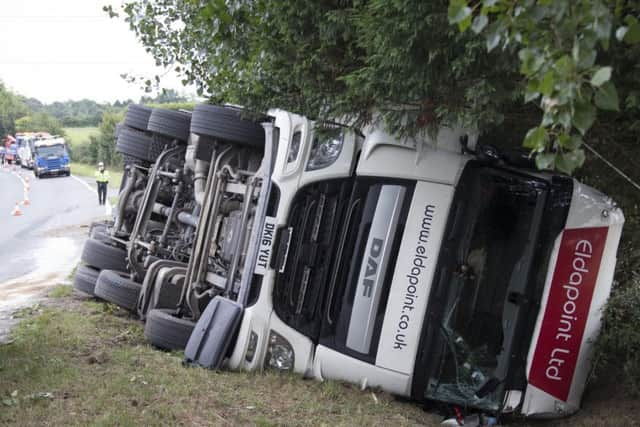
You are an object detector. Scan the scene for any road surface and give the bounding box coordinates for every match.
[0,164,108,312]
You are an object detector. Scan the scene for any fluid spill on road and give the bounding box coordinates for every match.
[0,236,82,344]
[0,237,80,310]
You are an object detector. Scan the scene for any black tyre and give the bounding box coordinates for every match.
[190,104,264,147]
[116,127,156,162]
[147,108,191,143]
[124,104,153,132]
[144,309,195,351]
[94,270,142,311]
[81,238,128,271]
[73,264,101,295]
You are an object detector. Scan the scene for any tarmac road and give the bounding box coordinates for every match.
[0,164,108,309]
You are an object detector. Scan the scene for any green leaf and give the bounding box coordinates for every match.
[572,40,597,69]
[556,133,583,150]
[471,15,488,34]
[594,81,620,111]
[448,0,472,25]
[623,16,640,44]
[539,70,555,96]
[553,55,574,76]
[458,14,473,32]
[523,126,548,151]
[555,149,586,175]
[573,101,596,135]
[616,26,628,41]
[519,48,544,75]
[558,110,572,130]
[590,66,612,87]
[535,153,556,170]
[485,23,502,51]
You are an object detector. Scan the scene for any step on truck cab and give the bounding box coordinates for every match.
[224,109,624,418]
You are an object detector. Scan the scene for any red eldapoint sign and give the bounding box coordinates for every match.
[529,227,608,401]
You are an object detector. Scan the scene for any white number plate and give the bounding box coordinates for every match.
[254,216,277,276]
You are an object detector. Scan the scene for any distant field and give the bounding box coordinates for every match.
[64,127,99,148]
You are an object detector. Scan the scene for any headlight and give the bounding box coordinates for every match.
[305,127,344,171]
[264,330,294,371]
[245,331,259,363]
[287,131,302,164]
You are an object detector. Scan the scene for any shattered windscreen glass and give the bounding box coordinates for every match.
[424,168,545,411]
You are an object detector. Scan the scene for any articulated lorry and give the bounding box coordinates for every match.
[76,105,624,420]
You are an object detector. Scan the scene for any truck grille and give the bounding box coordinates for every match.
[46,158,61,169]
[274,180,351,336]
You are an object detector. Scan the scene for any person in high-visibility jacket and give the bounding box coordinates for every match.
[94,162,110,205]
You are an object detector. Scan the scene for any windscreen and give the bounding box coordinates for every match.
[36,144,65,157]
[420,165,547,411]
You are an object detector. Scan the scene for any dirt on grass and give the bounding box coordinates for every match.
[0,287,637,426]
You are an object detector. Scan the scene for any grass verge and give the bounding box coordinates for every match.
[1,291,635,426]
[0,294,440,426]
[70,162,123,188]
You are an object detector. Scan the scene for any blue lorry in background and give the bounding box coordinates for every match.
[33,137,71,178]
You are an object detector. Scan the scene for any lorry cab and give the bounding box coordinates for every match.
[34,137,70,178]
[225,110,624,418]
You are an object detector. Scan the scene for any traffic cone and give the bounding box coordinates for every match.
[12,202,22,216]
[22,193,30,206]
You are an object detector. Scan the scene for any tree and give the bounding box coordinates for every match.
[139,88,189,104]
[72,111,124,166]
[112,0,639,173]
[15,112,65,136]
[112,1,517,141]
[0,81,29,137]
[448,0,640,173]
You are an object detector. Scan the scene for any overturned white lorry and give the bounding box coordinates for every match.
[209,109,624,418]
[77,104,624,419]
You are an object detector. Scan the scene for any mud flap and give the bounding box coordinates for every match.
[184,296,243,369]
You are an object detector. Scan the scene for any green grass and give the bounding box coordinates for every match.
[48,285,73,299]
[64,127,99,149]
[70,162,123,188]
[0,295,441,426]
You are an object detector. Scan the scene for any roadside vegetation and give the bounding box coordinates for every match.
[0,291,440,426]
[1,288,637,426]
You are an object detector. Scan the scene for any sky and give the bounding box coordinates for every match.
[0,0,191,103]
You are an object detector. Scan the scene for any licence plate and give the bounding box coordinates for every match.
[254,216,277,276]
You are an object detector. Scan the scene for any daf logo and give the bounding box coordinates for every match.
[362,238,383,298]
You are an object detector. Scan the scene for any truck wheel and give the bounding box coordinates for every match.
[73,264,101,296]
[190,104,264,147]
[116,127,156,163]
[147,108,191,143]
[124,104,153,132]
[144,309,195,351]
[94,270,142,311]
[81,238,128,272]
